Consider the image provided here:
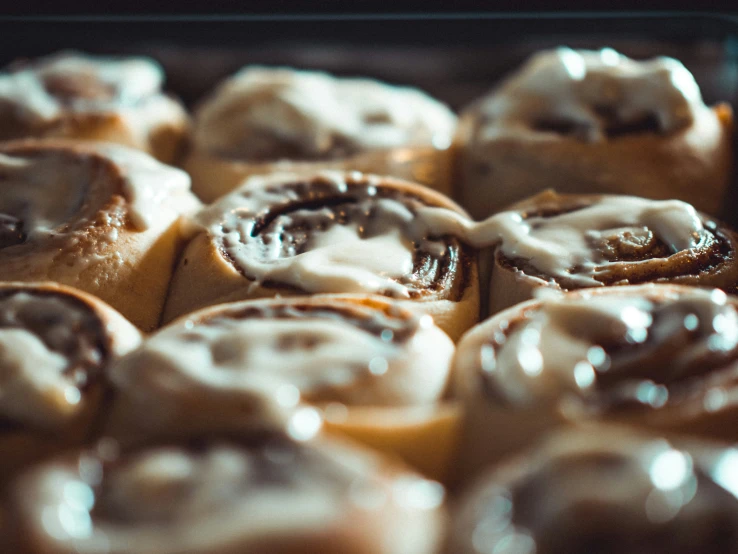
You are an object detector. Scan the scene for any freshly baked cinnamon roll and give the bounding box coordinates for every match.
[0,139,201,330]
[164,171,479,341]
[0,282,141,481]
[454,284,738,480]
[484,191,738,314]
[107,296,457,480]
[10,433,446,554]
[0,51,189,163]
[449,427,738,554]
[184,66,457,202]
[456,47,733,219]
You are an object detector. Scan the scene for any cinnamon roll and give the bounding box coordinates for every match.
[0,51,189,163]
[106,296,457,480]
[0,282,141,480]
[10,433,446,554]
[456,47,733,219]
[453,284,738,480]
[483,191,738,314]
[449,427,738,554]
[184,66,457,202]
[163,171,479,341]
[0,140,201,330]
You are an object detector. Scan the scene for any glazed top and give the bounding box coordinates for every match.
[13,435,444,554]
[108,298,454,439]
[451,428,738,554]
[0,51,168,123]
[193,66,457,161]
[456,285,738,415]
[465,47,707,143]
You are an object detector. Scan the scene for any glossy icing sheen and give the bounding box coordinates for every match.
[452,430,738,554]
[467,286,738,412]
[418,193,707,287]
[110,300,454,435]
[0,144,193,240]
[0,51,164,123]
[15,437,444,554]
[193,66,456,160]
[195,171,466,298]
[0,291,106,430]
[473,47,705,142]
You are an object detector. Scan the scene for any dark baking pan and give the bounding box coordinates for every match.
[0,11,737,221]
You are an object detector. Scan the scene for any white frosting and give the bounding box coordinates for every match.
[465,286,738,407]
[195,172,457,298]
[16,438,444,554]
[473,47,706,142]
[193,66,456,159]
[109,299,454,437]
[0,144,194,240]
[0,292,102,430]
[415,195,706,286]
[95,144,195,230]
[0,51,165,124]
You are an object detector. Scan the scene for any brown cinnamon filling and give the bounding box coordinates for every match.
[217,176,473,301]
[531,106,662,141]
[0,213,25,248]
[42,71,117,103]
[497,203,735,292]
[194,302,419,345]
[215,130,361,163]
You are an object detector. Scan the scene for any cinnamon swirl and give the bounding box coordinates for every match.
[184,66,457,202]
[0,51,189,163]
[449,427,738,554]
[163,171,479,341]
[454,284,738,480]
[0,140,201,330]
[456,47,733,218]
[10,433,446,554]
[484,191,738,314]
[107,296,457,480]
[0,282,141,480]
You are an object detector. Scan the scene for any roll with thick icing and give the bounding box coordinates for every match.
[9,433,446,554]
[184,66,457,202]
[456,48,733,218]
[0,51,189,163]
[449,427,738,553]
[453,284,738,481]
[163,170,479,341]
[107,296,458,480]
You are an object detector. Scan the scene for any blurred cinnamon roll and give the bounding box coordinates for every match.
[0,140,200,330]
[485,191,738,314]
[11,433,446,554]
[456,48,733,218]
[449,427,738,554]
[184,66,457,202]
[107,296,457,480]
[454,284,738,480]
[0,51,189,163]
[0,282,140,480]
[164,171,479,341]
